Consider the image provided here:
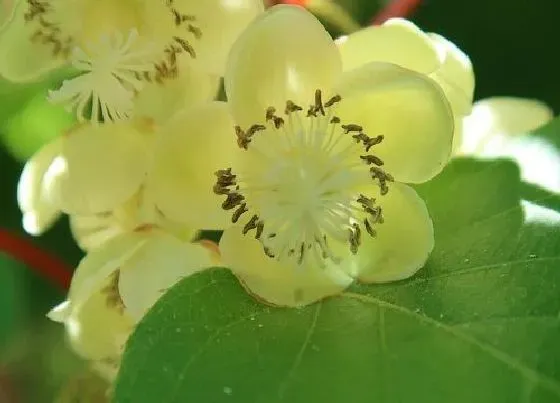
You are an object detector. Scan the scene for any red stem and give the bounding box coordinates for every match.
[371,0,423,24]
[0,229,72,290]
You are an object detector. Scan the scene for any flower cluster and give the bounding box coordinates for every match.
[4,0,552,388]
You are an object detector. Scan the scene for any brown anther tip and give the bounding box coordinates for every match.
[314,89,325,116]
[285,100,303,114]
[232,203,248,223]
[330,116,341,124]
[273,116,284,129]
[360,155,384,166]
[324,94,342,108]
[265,107,276,121]
[242,215,259,235]
[342,124,363,134]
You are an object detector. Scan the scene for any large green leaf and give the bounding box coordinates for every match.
[114,119,560,403]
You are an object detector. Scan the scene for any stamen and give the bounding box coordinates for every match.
[216,89,394,266]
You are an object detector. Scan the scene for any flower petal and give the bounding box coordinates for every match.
[145,102,240,229]
[353,183,433,283]
[459,97,554,155]
[224,5,342,127]
[0,0,18,31]
[335,62,454,184]
[69,213,127,251]
[17,138,62,235]
[220,227,354,307]
[0,0,64,82]
[174,0,264,75]
[48,120,151,214]
[119,233,213,321]
[428,33,475,116]
[336,19,440,74]
[58,275,134,367]
[133,55,219,123]
[68,232,148,306]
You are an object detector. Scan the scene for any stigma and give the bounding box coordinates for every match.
[215,90,394,267]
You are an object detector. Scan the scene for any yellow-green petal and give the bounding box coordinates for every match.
[145,102,240,229]
[49,121,151,214]
[132,55,220,123]
[17,138,62,235]
[220,227,354,307]
[459,97,554,155]
[429,33,475,116]
[53,277,134,364]
[353,182,433,283]
[119,234,213,320]
[0,0,64,82]
[70,213,127,252]
[68,232,148,305]
[335,62,454,184]
[336,19,440,74]
[0,0,17,31]
[224,4,342,127]
[173,0,264,75]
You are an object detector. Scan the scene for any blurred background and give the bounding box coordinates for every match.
[0,0,558,401]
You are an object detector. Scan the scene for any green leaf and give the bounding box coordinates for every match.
[114,119,560,403]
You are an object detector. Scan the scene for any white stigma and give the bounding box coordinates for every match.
[216,91,392,267]
[48,29,159,123]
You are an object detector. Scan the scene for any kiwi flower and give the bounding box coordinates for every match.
[0,0,263,122]
[203,5,455,306]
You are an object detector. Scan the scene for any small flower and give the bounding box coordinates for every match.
[457,97,553,155]
[48,228,217,379]
[48,29,159,123]
[204,6,454,306]
[335,18,475,151]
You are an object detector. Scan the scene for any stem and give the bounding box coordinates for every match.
[371,0,423,25]
[0,229,72,290]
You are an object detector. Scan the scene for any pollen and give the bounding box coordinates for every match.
[214,90,394,267]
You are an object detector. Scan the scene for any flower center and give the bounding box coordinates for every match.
[34,0,203,122]
[215,90,394,266]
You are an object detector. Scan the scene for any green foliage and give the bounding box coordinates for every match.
[113,120,560,402]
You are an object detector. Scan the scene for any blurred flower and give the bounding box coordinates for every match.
[0,0,263,122]
[336,18,475,151]
[457,96,553,155]
[208,5,453,306]
[48,228,218,380]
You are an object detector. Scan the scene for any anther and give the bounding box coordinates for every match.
[364,218,376,237]
[348,223,361,254]
[243,215,259,235]
[342,124,363,134]
[330,116,341,124]
[324,94,342,108]
[222,192,244,210]
[255,221,264,240]
[298,243,306,265]
[188,24,202,39]
[314,89,325,116]
[232,203,248,223]
[360,155,384,166]
[173,36,196,58]
[285,100,303,114]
